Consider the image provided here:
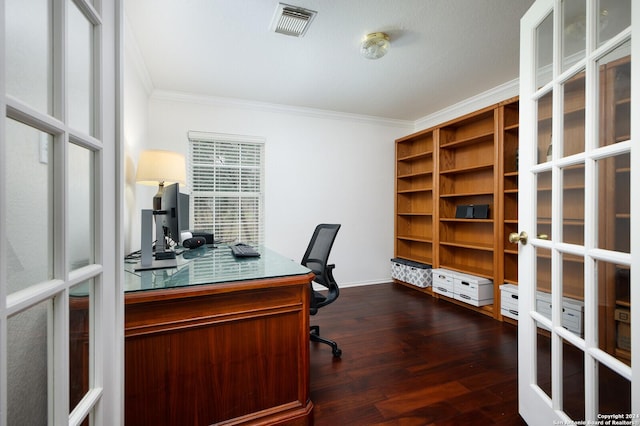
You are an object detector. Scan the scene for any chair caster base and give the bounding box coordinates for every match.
[310,325,341,357]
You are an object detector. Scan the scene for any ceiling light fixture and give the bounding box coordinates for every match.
[565,9,609,40]
[360,32,390,60]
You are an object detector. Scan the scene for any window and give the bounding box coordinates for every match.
[187,131,265,245]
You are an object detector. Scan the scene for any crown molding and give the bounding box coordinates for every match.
[124,14,154,95]
[414,78,520,131]
[150,81,519,131]
[150,89,414,129]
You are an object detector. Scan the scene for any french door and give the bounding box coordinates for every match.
[0,0,122,425]
[518,0,637,424]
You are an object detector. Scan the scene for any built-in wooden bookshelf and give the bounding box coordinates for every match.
[501,101,519,290]
[395,129,435,268]
[394,56,630,365]
[394,97,518,318]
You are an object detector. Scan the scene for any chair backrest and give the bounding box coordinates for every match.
[301,224,341,287]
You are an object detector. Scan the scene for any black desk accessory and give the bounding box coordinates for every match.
[183,236,206,249]
[455,204,489,219]
[230,243,261,258]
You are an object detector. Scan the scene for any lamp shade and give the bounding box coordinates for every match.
[135,150,186,186]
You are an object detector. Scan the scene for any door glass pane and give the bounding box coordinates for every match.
[7,299,51,424]
[597,260,630,364]
[562,254,584,338]
[5,119,54,293]
[5,0,53,114]
[562,339,585,421]
[537,12,554,89]
[537,171,552,241]
[538,91,553,164]
[563,71,585,157]
[68,0,95,135]
[598,42,630,147]
[69,144,95,270]
[562,165,584,245]
[598,363,631,416]
[562,0,586,71]
[70,280,92,413]
[536,247,552,299]
[536,254,585,338]
[597,0,631,47]
[597,154,630,253]
[536,290,552,330]
[536,320,552,398]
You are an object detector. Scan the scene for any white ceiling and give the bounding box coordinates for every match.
[125,0,534,121]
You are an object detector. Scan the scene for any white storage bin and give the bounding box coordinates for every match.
[453,272,493,307]
[432,268,455,297]
[500,284,519,320]
[391,258,432,288]
[562,298,583,336]
[535,291,584,336]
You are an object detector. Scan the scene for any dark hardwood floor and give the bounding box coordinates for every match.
[309,283,527,426]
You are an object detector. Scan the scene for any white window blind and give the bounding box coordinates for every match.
[187,131,265,245]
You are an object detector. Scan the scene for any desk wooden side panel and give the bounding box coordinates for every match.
[125,273,314,425]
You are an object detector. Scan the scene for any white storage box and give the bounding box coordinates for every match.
[432,268,455,297]
[391,258,432,288]
[535,291,584,336]
[617,322,631,351]
[500,284,519,320]
[453,272,493,307]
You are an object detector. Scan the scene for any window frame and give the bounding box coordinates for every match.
[187,131,265,246]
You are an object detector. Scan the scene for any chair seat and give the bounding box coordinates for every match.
[312,290,327,305]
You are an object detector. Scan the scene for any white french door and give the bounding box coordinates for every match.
[0,0,122,425]
[518,0,637,424]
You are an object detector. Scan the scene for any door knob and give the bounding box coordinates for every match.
[509,231,528,245]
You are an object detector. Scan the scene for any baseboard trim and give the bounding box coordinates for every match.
[312,280,391,291]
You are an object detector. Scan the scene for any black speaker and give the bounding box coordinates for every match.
[455,204,489,219]
[183,236,206,249]
[455,205,474,218]
[473,204,489,219]
[191,231,214,245]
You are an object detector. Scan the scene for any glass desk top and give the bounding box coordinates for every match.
[124,245,311,292]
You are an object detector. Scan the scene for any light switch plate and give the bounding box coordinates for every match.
[39,134,49,164]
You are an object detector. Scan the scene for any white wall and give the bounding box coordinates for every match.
[123,16,152,255]
[121,12,519,287]
[140,94,412,286]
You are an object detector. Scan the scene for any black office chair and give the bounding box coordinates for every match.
[302,224,342,357]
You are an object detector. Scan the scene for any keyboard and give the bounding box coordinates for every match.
[230,243,261,258]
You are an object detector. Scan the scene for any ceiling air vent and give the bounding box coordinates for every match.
[270,3,317,37]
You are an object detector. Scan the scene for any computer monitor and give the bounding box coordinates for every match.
[161,183,190,245]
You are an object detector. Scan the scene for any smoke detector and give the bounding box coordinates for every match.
[270,3,317,37]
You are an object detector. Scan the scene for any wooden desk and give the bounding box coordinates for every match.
[124,247,314,425]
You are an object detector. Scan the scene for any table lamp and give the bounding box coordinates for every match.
[135,149,186,211]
